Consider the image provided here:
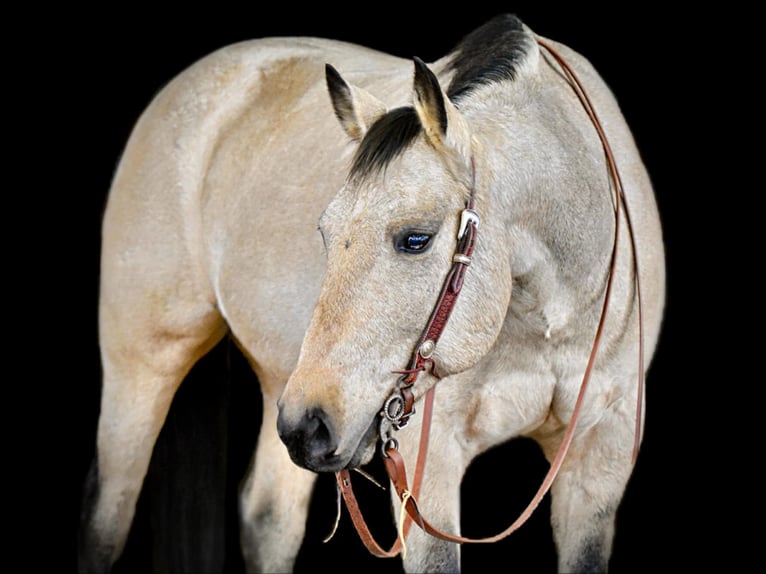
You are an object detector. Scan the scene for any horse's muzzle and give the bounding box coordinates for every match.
[277,404,379,472]
[276,406,344,472]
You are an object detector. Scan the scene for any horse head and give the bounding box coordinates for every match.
[276,56,519,472]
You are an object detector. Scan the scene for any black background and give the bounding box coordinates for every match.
[65,5,739,573]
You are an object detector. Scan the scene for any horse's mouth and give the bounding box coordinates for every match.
[344,417,379,470]
[288,413,379,474]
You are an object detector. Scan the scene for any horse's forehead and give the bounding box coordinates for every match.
[328,146,458,226]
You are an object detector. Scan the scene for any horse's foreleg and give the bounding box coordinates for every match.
[541,399,638,573]
[239,382,317,574]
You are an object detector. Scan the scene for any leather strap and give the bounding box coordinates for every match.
[337,36,645,556]
[336,387,435,557]
[390,157,478,428]
[334,157,477,557]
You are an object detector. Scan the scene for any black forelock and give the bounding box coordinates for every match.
[349,106,422,181]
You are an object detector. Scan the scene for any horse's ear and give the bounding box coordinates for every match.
[412,57,472,163]
[326,64,387,141]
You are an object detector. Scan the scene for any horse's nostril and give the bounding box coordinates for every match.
[277,406,339,470]
[306,409,332,449]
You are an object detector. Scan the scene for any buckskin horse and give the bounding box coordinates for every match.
[79,13,665,573]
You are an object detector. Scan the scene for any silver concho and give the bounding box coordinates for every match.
[419,339,435,359]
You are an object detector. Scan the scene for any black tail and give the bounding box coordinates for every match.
[112,337,254,574]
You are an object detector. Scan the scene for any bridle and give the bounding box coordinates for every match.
[334,36,646,558]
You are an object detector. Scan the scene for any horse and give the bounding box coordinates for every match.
[79,13,665,573]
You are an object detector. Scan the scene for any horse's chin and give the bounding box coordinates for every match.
[341,414,379,471]
[346,429,377,469]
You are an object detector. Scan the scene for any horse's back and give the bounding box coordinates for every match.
[92,39,409,568]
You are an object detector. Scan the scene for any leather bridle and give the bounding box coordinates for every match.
[334,36,646,558]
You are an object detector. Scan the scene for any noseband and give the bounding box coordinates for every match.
[335,37,646,557]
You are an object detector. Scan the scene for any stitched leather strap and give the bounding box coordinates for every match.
[390,158,478,428]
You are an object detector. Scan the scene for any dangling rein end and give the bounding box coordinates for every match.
[324,468,386,544]
[323,480,343,543]
[397,490,413,559]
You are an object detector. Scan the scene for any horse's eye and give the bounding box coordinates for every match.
[396,232,432,254]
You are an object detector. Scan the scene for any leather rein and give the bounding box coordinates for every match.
[334,37,646,558]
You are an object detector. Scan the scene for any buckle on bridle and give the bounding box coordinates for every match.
[457,208,480,240]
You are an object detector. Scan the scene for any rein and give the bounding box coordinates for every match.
[334,37,645,558]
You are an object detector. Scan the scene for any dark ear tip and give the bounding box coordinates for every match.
[413,57,433,83]
[325,63,345,91]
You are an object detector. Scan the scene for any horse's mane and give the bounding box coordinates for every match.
[445,14,529,101]
[349,13,531,180]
